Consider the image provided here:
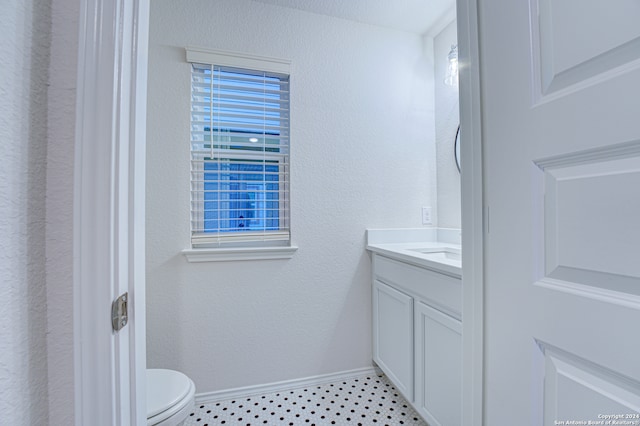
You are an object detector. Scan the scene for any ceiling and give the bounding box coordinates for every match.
[250,0,456,35]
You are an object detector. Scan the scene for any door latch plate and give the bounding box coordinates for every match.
[112,292,128,332]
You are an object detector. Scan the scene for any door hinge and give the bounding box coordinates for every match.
[112,292,129,332]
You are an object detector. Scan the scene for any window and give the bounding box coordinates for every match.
[188,50,290,249]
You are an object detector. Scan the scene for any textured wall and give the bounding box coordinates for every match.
[46,0,80,423]
[0,1,79,423]
[0,0,52,424]
[434,20,461,229]
[147,0,437,393]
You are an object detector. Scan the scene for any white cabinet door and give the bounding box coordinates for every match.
[373,279,414,401]
[479,0,640,423]
[414,302,462,426]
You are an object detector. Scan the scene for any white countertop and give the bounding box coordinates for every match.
[366,229,462,278]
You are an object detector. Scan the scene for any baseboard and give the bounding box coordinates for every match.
[195,366,383,404]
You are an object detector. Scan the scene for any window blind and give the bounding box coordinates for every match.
[190,62,290,246]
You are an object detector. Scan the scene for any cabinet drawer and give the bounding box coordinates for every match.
[373,254,461,319]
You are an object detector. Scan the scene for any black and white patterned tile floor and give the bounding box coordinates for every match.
[184,373,427,426]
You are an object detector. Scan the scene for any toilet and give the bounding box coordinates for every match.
[147,369,196,426]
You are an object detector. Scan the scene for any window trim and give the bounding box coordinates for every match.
[182,245,298,263]
[186,46,291,75]
[185,47,294,261]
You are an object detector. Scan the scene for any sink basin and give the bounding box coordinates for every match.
[408,247,461,261]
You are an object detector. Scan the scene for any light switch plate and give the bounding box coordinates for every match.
[422,206,432,225]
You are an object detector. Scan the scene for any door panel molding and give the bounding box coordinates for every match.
[530,0,640,100]
[534,139,640,170]
[532,142,640,300]
[543,161,640,277]
[534,277,640,311]
[536,341,640,424]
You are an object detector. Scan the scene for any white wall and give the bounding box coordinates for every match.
[0,1,79,424]
[0,1,51,424]
[434,20,461,229]
[147,0,437,393]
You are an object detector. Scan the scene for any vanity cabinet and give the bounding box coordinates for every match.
[414,301,462,426]
[373,279,414,400]
[371,253,462,426]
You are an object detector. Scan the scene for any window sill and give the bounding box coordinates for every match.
[182,245,298,263]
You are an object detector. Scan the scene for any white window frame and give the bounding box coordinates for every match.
[183,47,297,262]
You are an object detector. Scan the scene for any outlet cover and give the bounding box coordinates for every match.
[422,206,432,225]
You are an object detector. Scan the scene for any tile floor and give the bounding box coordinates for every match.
[184,373,427,426]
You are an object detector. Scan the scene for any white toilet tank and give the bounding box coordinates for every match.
[147,369,196,426]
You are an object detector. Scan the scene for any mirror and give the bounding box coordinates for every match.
[454,124,461,172]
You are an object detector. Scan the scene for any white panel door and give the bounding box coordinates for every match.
[479,0,640,423]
